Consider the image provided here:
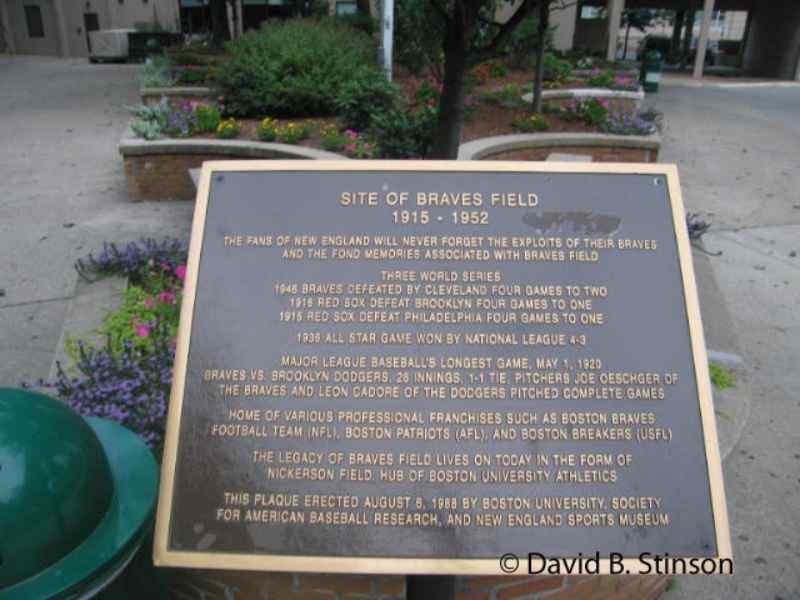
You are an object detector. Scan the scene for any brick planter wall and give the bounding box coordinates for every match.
[164,571,671,599]
[119,128,347,201]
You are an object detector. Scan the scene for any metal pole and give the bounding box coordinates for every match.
[407,575,456,600]
[693,0,715,79]
[382,0,394,81]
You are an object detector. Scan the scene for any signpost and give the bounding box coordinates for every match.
[154,161,731,576]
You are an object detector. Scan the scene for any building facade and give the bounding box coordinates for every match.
[0,0,180,57]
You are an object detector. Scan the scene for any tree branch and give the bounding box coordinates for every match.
[472,0,537,64]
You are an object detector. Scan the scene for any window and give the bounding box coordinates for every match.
[335,1,357,16]
[24,5,45,38]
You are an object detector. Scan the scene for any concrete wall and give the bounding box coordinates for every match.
[495,0,578,52]
[1,0,179,57]
[743,0,800,79]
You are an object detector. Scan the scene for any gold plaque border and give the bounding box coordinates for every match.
[154,160,732,575]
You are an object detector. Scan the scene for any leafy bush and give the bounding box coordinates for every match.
[507,16,553,68]
[369,108,435,159]
[257,117,279,141]
[336,12,378,35]
[217,18,378,117]
[138,55,174,87]
[341,129,377,158]
[276,121,312,144]
[639,35,670,59]
[542,100,562,114]
[587,68,615,88]
[216,118,241,139]
[482,83,524,108]
[563,98,610,128]
[543,52,572,82]
[194,104,221,132]
[512,113,550,132]
[163,100,200,137]
[100,284,180,356]
[174,68,209,85]
[394,0,445,77]
[131,120,162,140]
[334,70,399,131]
[319,124,346,151]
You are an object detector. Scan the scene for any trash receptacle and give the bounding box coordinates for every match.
[641,50,663,93]
[0,388,158,599]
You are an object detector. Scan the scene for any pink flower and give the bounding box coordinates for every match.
[158,291,177,305]
[175,265,187,280]
[143,297,155,309]
[135,325,150,338]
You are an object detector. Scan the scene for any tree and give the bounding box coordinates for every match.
[209,0,230,48]
[428,0,537,158]
[621,9,654,60]
[528,1,576,115]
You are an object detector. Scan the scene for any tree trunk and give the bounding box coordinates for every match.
[531,2,549,114]
[681,10,694,68]
[670,10,685,62]
[209,0,230,48]
[430,8,470,158]
[623,23,631,59]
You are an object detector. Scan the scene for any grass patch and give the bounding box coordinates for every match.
[709,362,736,389]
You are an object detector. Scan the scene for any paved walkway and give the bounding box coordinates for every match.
[657,81,800,599]
[0,56,193,386]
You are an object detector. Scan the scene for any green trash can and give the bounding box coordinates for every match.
[640,50,663,93]
[0,388,159,599]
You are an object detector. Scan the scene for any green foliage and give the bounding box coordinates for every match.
[276,121,312,144]
[334,70,400,131]
[216,118,241,139]
[194,104,221,133]
[489,62,509,78]
[588,69,615,88]
[336,12,378,35]
[709,362,736,390]
[482,83,524,108]
[640,35,671,59]
[131,119,162,140]
[542,100,561,114]
[216,18,378,117]
[394,0,445,77]
[100,285,180,356]
[506,15,554,69]
[512,113,550,132]
[138,55,174,87]
[563,98,610,128]
[369,108,436,159]
[174,69,209,85]
[319,124,346,151]
[257,117,279,141]
[543,52,573,82]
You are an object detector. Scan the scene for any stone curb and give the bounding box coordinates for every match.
[458,132,660,160]
[692,244,751,462]
[48,274,127,382]
[140,86,214,101]
[118,124,348,161]
[521,87,645,105]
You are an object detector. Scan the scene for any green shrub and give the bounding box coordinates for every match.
[194,104,221,133]
[175,69,209,85]
[276,121,312,144]
[319,124,346,151]
[512,113,550,132]
[335,70,399,131]
[394,0,445,77]
[482,83,524,108]
[588,69,615,88]
[100,285,180,356]
[217,18,378,117]
[506,16,553,68]
[336,12,378,35]
[543,52,572,82]
[489,62,509,78]
[257,117,279,141]
[369,108,436,159]
[138,55,174,87]
[216,118,241,139]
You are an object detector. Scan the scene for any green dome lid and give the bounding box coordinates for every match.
[0,388,114,588]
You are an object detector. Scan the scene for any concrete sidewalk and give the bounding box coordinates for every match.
[0,56,193,386]
[658,80,800,600]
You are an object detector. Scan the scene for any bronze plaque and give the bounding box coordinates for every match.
[154,161,731,575]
